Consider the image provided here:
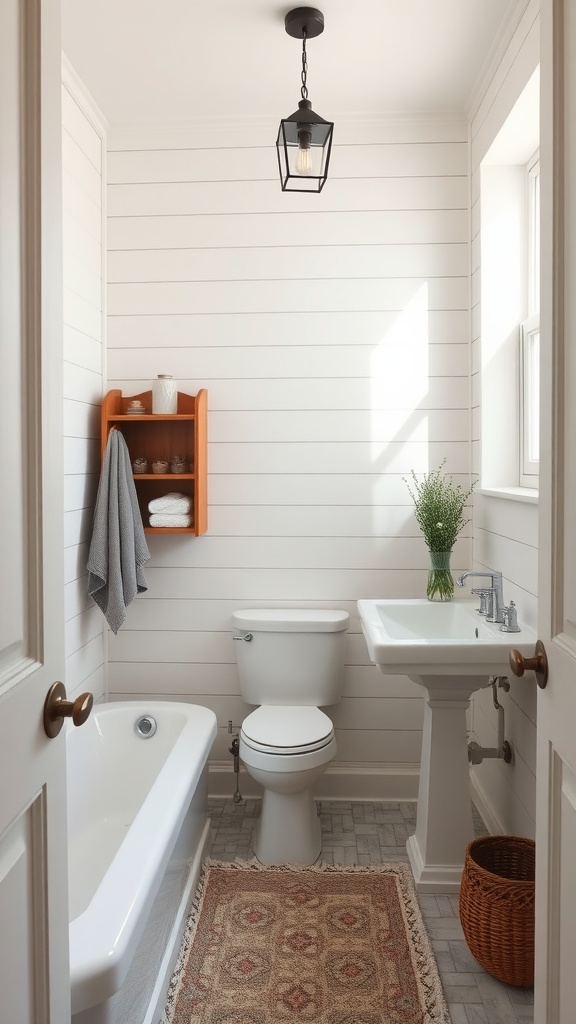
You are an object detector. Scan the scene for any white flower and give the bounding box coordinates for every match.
[436,522,443,528]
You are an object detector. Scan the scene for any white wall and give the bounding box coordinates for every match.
[105,119,472,797]
[62,62,106,703]
[469,0,539,837]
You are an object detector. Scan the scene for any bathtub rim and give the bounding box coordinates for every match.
[68,700,217,1016]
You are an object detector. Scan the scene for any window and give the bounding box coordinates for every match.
[479,72,540,499]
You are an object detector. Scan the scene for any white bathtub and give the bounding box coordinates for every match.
[67,701,217,1024]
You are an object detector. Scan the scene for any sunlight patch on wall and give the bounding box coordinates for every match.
[370,283,430,471]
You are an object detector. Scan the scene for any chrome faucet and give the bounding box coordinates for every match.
[456,571,505,624]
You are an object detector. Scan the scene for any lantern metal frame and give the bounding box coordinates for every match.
[276,7,333,193]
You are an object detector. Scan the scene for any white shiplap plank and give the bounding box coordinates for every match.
[108,209,468,251]
[65,605,105,659]
[107,343,469,382]
[108,121,467,153]
[107,277,468,318]
[64,542,89,585]
[107,310,469,349]
[62,127,103,203]
[107,243,468,284]
[63,325,103,375]
[63,361,103,405]
[207,410,469,444]
[63,169,102,239]
[65,634,106,691]
[474,493,538,547]
[63,286,102,341]
[107,143,468,184]
[67,665,106,706]
[107,176,467,218]
[62,85,102,171]
[106,377,467,412]
[135,567,466,602]
[63,211,102,276]
[63,399,100,442]
[63,249,102,307]
[64,473,98,513]
[206,440,469,475]
[143,535,469,572]
[207,473,473,507]
[64,436,100,476]
[120,597,362,633]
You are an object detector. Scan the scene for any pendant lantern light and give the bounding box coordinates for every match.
[276,7,333,193]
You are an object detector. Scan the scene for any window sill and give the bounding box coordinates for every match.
[477,486,538,505]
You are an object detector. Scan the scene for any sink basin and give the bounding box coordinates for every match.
[357,598,537,677]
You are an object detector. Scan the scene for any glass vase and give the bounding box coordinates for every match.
[427,550,454,602]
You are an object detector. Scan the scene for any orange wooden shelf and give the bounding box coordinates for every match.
[101,388,208,536]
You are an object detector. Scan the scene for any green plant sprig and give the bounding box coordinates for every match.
[404,460,475,552]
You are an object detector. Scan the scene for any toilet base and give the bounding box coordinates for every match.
[255,786,321,865]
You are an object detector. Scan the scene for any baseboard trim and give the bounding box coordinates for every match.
[207,761,420,802]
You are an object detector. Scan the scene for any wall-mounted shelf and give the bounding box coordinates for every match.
[101,389,207,535]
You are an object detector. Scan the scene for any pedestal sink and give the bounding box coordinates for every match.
[357,599,537,892]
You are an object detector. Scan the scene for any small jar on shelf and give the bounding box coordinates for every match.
[152,374,177,414]
[152,459,169,474]
[170,454,188,474]
[132,457,148,474]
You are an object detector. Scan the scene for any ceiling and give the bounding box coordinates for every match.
[61,0,521,130]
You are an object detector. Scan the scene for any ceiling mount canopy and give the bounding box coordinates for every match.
[276,6,334,193]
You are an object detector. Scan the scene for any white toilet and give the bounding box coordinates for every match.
[232,607,350,865]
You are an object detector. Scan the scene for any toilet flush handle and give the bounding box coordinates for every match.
[233,632,253,641]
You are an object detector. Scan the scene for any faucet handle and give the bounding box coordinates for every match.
[500,600,520,633]
[471,588,492,616]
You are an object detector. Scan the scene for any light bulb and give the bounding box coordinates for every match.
[295,145,312,174]
[295,128,312,175]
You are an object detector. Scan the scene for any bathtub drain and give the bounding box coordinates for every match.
[135,715,157,738]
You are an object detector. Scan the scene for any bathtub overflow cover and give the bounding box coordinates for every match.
[135,715,157,738]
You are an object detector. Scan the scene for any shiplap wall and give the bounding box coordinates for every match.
[62,64,106,704]
[105,119,472,797]
[469,0,539,837]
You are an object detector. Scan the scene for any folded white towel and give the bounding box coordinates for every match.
[149,513,192,528]
[148,492,192,514]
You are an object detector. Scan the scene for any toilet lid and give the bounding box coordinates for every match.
[241,706,334,754]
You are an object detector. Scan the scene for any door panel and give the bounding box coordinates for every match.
[536,1,576,1020]
[0,798,49,1024]
[0,0,69,1020]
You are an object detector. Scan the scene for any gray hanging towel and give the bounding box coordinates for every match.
[87,428,151,633]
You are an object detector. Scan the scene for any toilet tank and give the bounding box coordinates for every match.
[231,608,350,706]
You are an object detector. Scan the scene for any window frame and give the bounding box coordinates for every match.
[519,151,540,487]
[519,314,540,484]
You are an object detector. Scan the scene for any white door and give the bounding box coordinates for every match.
[535,2,576,1021]
[0,1,70,1020]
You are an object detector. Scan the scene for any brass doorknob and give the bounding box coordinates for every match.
[43,681,94,739]
[509,640,548,689]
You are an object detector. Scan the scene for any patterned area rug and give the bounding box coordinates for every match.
[163,859,451,1024]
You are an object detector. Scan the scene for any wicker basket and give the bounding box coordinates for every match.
[459,835,535,987]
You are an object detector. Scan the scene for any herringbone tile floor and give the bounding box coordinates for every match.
[208,798,534,1024]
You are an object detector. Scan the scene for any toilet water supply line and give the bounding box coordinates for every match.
[467,676,513,765]
[228,720,243,803]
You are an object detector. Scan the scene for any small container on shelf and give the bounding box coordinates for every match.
[126,399,146,415]
[170,454,188,474]
[152,375,177,414]
[132,457,148,474]
[152,459,169,474]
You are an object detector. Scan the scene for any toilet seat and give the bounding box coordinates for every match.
[241,706,334,756]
